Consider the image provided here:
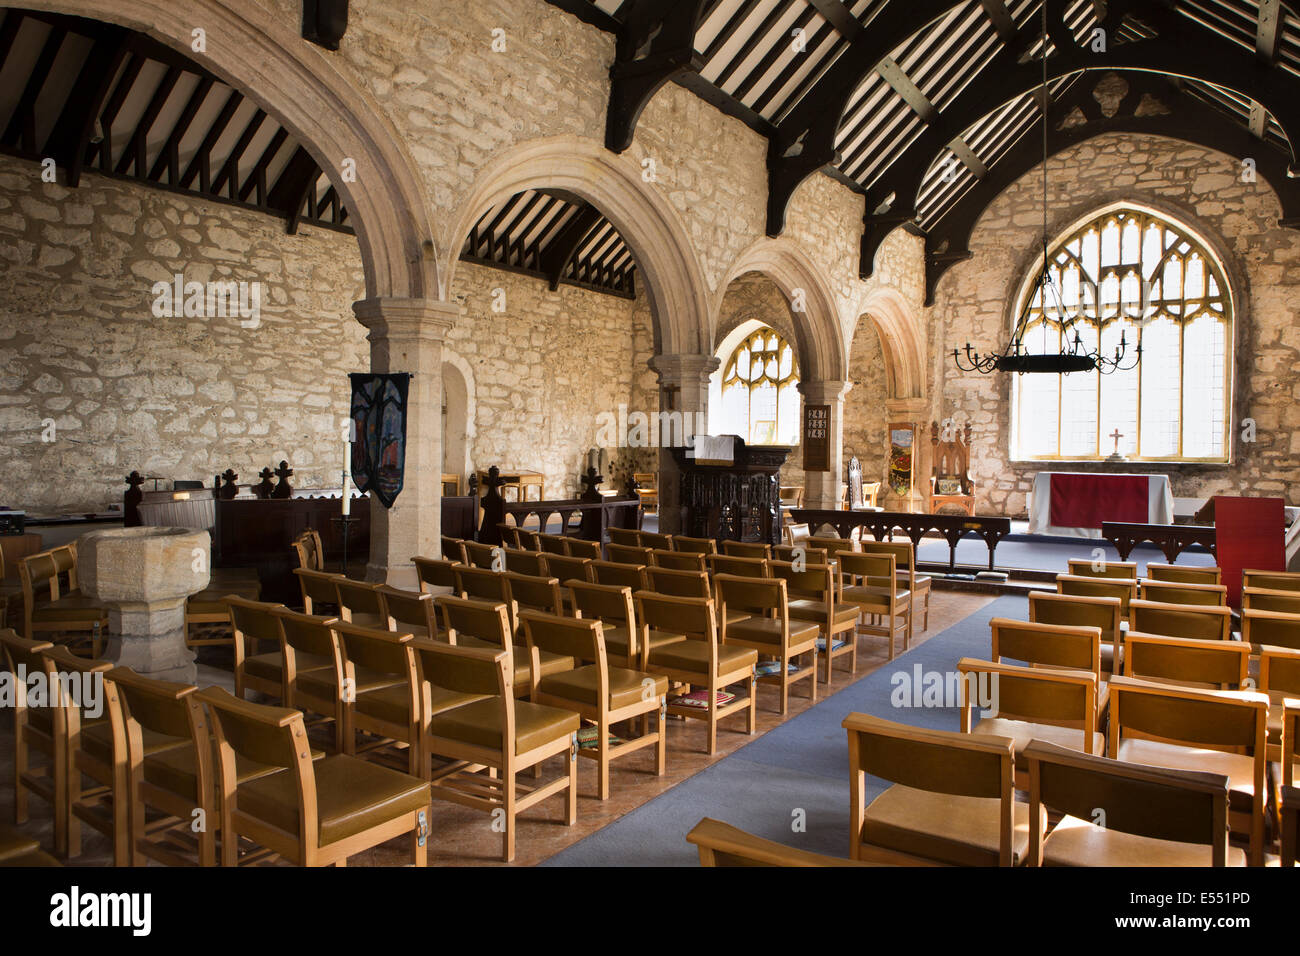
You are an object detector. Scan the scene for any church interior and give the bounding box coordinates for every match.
[1,0,1299,877]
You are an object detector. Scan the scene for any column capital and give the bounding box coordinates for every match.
[352,297,460,342]
[649,352,720,388]
[798,379,851,403]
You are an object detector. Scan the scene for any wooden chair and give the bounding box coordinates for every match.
[185,567,262,649]
[503,572,565,618]
[1139,579,1228,607]
[715,574,818,714]
[452,565,517,630]
[1128,599,1233,642]
[565,539,602,560]
[957,657,1101,779]
[463,540,501,570]
[107,667,221,867]
[226,597,304,702]
[721,541,770,559]
[590,560,648,592]
[1241,608,1300,652]
[522,610,667,800]
[784,522,810,547]
[643,567,729,612]
[837,552,911,661]
[774,544,828,565]
[0,822,60,867]
[607,543,655,566]
[541,554,592,588]
[687,817,875,867]
[639,531,672,550]
[1259,647,1300,764]
[858,540,929,633]
[1242,587,1300,615]
[928,420,975,516]
[291,530,324,572]
[412,556,461,596]
[443,473,463,497]
[673,535,718,555]
[537,533,570,556]
[1057,573,1137,618]
[651,548,706,572]
[436,595,572,695]
[1123,633,1250,690]
[440,536,468,564]
[378,585,438,641]
[779,485,805,509]
[1283,783,1299,867]
[496,524,521,549]
[1028,591,1124,675]
[568,580,667,669]
[335,578,388,628]
[1024,739,1242,866]
[815,535,859,559]
[1107,674,1269,865]
[633,472,658,514]
[514,527,541,552]
[636,592,758,754]
[19,548,106,657]
[990,618,1105,712]
[199,687,430,867]
[607,527,641,547]
[417,641,578,862]
[1283,701,1300,798]
[293,568,344,616]
[1242,569,1300,592]
[842,712,1029,865]
[1146,563,1222,585]
[503,548,547,577]
[1065,558,1138,580]
[276,610,353,752]
[335,622,422,774]
[773,560,857,685]
[0,630,63,853]
[707,554,769,578]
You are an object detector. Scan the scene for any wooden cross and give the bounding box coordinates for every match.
[1108,428,1123,455]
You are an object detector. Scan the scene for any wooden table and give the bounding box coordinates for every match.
[1029,472,1173,538]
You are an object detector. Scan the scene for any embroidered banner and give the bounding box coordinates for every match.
[349,372,411,509]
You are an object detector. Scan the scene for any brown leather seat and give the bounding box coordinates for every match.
[538,666,669,710]
[298,662,403,698]
[725,616,819,648]
[1041,814,1247,867]
[1117,739,1259,798]
[360,683,487,725]
[241,650,333,683]
[429,697,580,754]
[30,590,106,622]
[602,624,685,662]
[144,745,295,797]
[0,824,59,867]
[234,754,431,847]
[82,721,188,765]
[788,600,859,628]
[344,612,387,630]
[842,584,910,604]
[648,638,757,674]
[454,637,573,686]
[972,718,1105,761]
[862,784,1037,866]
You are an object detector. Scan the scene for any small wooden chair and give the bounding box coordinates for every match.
[636,592,758,754]
[537,533,570,556]
[639,531,673,550]
[633,473,658,514]
[772,560,857,684]
[522,610,667,800]
[1241,608,1300,652]
[496,524,522,549]
[463,540,501,570]
[226,597,309,702]
[843,712,1029,865]
[590,560,648,592]
[540,554,592,588]
[565,539,603,560]
[1259,647,1300,764]
[418,641,578,862]
[335,578,388,629]
[20,548,106,656]
[199,687,430,867]
[293,568,345,616]
[990,618,1104,713]
[1242,569,1300,592]
[0,630,64,853]
[503,572,564,618]
[436,595,572,696]
[837,552,911,661]
[514,528,541,551]
[1146,563,1222,585]
[687,817,875,867]
[606,543,655,567]
[784,523,810,547]
[861,539,931,633]
[606,527,641,547]
[569,580,656,668]
[335,623,421,774]
[1065,558,1138,580]
[774,544,829,565]
[651,548,707,572]
[1025,740,1242,866]
[715,574,818,714]
[503,548,547,577]
[1057,573,1137,618]
[1029,591,1124,675]
[185,567,262,649]
[291,530,324,572]
[1242,587,1300,615]
[673,535,718,555]
[707,554,770,578]
[412,556,461,596]
[378,585,438,641]
[720,540,771,559]
[277,610,357,752]
[1123,632,1250,690]
[1128,599,1232,642]
[1107,674,1269,866]
[453,565,518,631]
[1139,579,1228,607]
[441,536,468,564]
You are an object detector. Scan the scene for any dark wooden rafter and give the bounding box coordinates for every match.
[211,107,268,198]
[147,75,213,183]
[238,126,288,203]
[94,52,144,173]
[43,25,129,186]
[179,89,242,191]
[268,145,322,234]
[539,203,604,290]
[2,24,67,151]
[605,0,712,152]
[114,64,181,176]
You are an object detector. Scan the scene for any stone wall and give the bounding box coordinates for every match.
[842,319,891,501]
[930,121,1300,515]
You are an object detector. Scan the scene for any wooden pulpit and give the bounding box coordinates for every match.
[671,438,790,546]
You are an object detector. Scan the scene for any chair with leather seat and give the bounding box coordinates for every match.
[1145,563,1222,586]
[514,528,541,552]
[672,536,718,555]
[715,574,817,714]
[989,618,1105,714]
[957,657,1100,784]
[1242,569,1300,592]
[453,565,518,631]
[651,549,707,572]
[537,533,570,556]
[842,712,1032,866]
[335,623,422,774]
[1282,783,1299,867]
[199,687,430,867]
[461,540,500,570]
[378,585,439,641]
[291,530,325,572]
[635,592,757,754]
[497,524,522,549]
[540,554,592,589]
[293,568,345,617]
[440,536,468,564]
[225,596,323,703]
[185,566,262,649]
[772,560,857,685]
[1242,587,1300,615]
[1029,591,1125,675]
[606,543,655,567]
[837,552,911,662]
[568,580,664,669]
[1107,674,1269,866]
[1024,739,1242,867]
[1139,580,1228,607]
[1123,633,1250,691]
[590,560,648,592]
[436,595,573,697]
[860,540,931,633]
[639,531,672,550]
[1259,647,1300,765]
[720,541,770,559]
[20,548,107,657]
[606,527,641,547]
[1057,574,1137,619]
[1128,599,1232,642]
[1241,608,1300,652]
[0,630,64,853]
[276,610,353,753]
[1065,558,1138,580]
[774,544,828,565]
[0,822,61,867]
[814,535,858,560]
[419,641,578,862]
[522,610,667,800]
[503,572,565,618]
[412,555,462,596]
[503,548,547,577]
[687,817,878,867]
[784,523,810,547]
[335,578,388,629]
[707,554,769,578]
[565,539,603,560]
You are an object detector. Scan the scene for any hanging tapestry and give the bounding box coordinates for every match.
[349,372,411,509]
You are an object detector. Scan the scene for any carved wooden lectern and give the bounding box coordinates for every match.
[671,438,790,546]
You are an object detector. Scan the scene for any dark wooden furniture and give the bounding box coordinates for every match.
[790,508,1012,571]
[476,465,639,545]
[671,440,789,547]
[1102,521,1218,562]
[929,420,975,516]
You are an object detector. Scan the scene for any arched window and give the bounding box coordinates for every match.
[718,327,800,445]
[1011,206,1232,462]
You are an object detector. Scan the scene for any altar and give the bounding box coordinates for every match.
[1028,471,1174,538]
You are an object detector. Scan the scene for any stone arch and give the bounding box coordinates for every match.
[445,136,710,354]
[25,0,439,301]
[440,349,476,483]
[856,286,926,401]
[717,238,846,384]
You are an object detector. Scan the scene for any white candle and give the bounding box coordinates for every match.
[342,427,352,516]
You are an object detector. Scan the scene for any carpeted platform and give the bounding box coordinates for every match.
[540,594,1031,866]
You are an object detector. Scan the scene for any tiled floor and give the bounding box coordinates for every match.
[0,590,993,867]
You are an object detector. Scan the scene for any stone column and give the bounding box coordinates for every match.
[648,353,719,534]
[798,379,850,510]
[885,397,931,512]
[352,297,460,588]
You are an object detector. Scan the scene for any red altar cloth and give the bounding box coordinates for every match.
[1214,496,1285,607]
[1048,473,1149,530]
